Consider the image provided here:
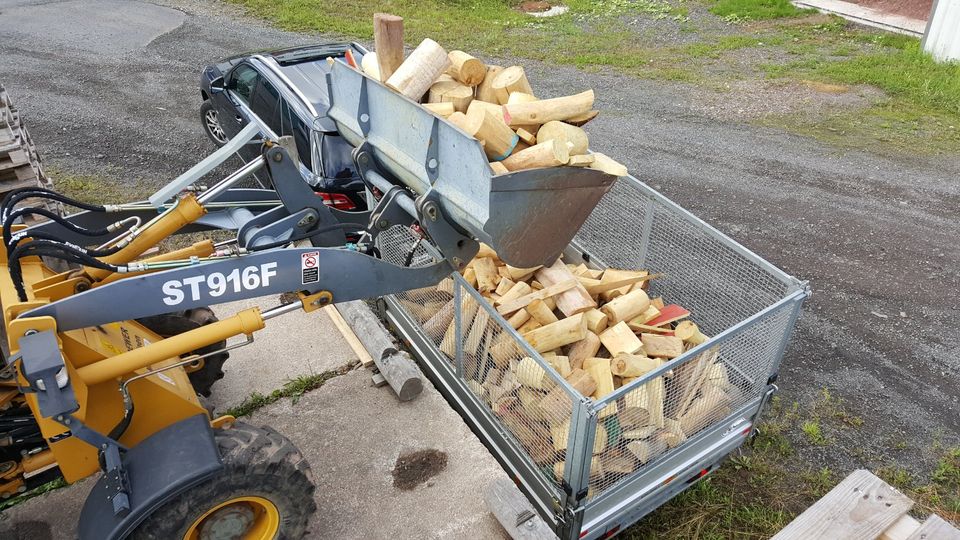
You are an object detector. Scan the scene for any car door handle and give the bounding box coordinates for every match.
[235,115,243,123]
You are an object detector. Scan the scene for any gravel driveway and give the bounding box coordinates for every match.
[0,0,958,493]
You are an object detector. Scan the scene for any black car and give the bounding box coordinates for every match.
[199,42,369,210]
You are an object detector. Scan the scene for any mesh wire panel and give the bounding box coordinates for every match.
[585,299,796,500]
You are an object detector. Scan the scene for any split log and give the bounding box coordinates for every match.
[626,438,667,464]
[446,50,486,86]
[516,357,551,389]
[492,66,534,104]
[623,426,658,440]
[423,299,456,337]
[584,308,609,334]
[496,280,534,307]
[599,269,648,303]
[360,51,381,81]
[546,355,572,378]
[626,321,674,335]
[522,313,587,353]
[476,243,499,260]
[536,121,589,155]
[385,38,450,101]
[473,256,499,293]
[467,98,503,117]
[601,289,651,325]
[489,161,509,175]
[496,279,576,316]
[611,353,662,377]
[428,80,474,113]
[565,331,601,370]
[422,102,455,117]
[599,321,644,356]
[466,107,520,161]
[678,386,731,434]
[527,299,559,325]
[507,309,531,330]
[537,368,595,420]
[704,362,733,391]
[515,127,537,146]
[589,152,629,177]
[674,320,709,346]
[603,452,638,476]
[499,409,556,464]
[501,140,569,171]
[639,334,684,359]
[373,13,404,82]
[475,65,503,103]
[440,295,479,357]
[517,317,542,334]
[669,348,717,418]
[587,274,657,297]
[629,305,662,326]
[568,154,595,167]
[535,259,596,317]
[437,277,455,295]
[502,90,594,127]
[506,265,542,281]
[505,92,541,133]
[660,418,687,448]
[583,357,617,418]
[466,379,488,402]
[495,277,516,296]
[624,376,665,428]
[465,309,491,357]
[551,420,606,453]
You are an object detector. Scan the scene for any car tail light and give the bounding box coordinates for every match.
[317,192,357,210]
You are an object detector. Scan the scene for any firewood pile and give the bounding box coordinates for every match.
[356,13,627,176]
[399,242,740,489]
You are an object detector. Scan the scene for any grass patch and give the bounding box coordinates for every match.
[224,361,357,418]
[802,420,827,445]
[709,0,816,21]
[0,478,67,511]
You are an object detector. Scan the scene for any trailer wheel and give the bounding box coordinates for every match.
[136,307,229,397]
[130,421,316,540]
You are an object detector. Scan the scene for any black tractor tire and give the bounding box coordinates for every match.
[201,100,228,146]
[130,421,316,540]
[136,307,229,397]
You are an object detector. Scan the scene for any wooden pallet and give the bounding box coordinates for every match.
[773,469,960,540]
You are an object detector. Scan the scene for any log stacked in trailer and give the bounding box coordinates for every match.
[401,242,741,496]
[355,13,627,176]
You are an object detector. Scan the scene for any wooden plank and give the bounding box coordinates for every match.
[772,470,914,540]
[495,279,577,316]
[904,515,960,540]
[879,515,920,540]
[324,305,375,368]
[484,477,559,540]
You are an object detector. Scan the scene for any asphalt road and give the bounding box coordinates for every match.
[0,0,957,494]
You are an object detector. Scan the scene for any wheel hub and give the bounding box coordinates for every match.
[198,503,255,540]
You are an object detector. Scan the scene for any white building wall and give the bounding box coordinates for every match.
[923,0,960,62]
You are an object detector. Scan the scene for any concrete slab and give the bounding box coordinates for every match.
[793,0,927,35]
[206,296,361,411]
[0,370,510,539]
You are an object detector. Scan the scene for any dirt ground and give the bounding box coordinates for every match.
[0,0,958,522]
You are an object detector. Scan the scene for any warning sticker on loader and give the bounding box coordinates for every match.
[301,251,319,284]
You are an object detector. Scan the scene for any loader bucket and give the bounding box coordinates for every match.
[326,62,615,267]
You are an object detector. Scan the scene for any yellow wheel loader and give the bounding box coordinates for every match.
[0,57,615,540]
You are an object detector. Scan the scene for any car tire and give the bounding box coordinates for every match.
[201,100,228,146]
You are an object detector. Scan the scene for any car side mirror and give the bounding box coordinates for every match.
[210,76,226,93]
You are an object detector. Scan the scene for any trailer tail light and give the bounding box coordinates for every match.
[687,468,711,484]
[600,525,621,538]
[580,531,589,538]
[317,192,357,210]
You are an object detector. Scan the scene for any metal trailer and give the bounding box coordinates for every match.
[379,172,808,539]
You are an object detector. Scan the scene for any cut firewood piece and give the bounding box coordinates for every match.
[385,38,451,101]
[422,101,455,117]
[465,308,491,357]
[516,317,541,335]
[646,304,690,327]
[587,274,658,297]
[440,295,479,357]
[629,305,662,327]
[466,379,488,402]
[639,334,684,359]
[599,321,644,356]
[674,320,709,345]
[496,279,576,316]
[624,376,665,428]
[373,13,404,82]
[423,299,456,337]
[467,99,503,117]
[446,50,486,86]
[546,355,572,378]
[566,109,599,127]
[522,313,587,353]
[623,425,658,440]
[492,66,534,104]
[599,269,648,303]
[611,353,662,377]
[469,107,520,161]
[446,111,470,132]
[565,331,601,370]
[601,289,651,325]
[705,362,732,391]
[360,51,381,81]
[659,418,687,448]
[462,267,478,288]
[436,277,455,295]
[584,308,608,334]
[499,409,556,464]
[475,65,503,103]
[626,322,674,335]
[496,280,534,307]
[538,367,596,419]
[678,385,731,434]
[488,333,524,368]
[603,452,637,476]
[583,357,617,418]
[501,139,569,171]
[473,256,499,293]
[505,264,542,281]
[515,127,537,146]
[536,121,589,156]
[527,298,559,326]
[651,297,665,310]
[476,243,499,260]
[516,356,551,389]
[505,92,542,133]
[535,259,596,317]
[503,90,594,127]
[589,152,629,177]
[568,154,595,167]
[552,419,607,453]
[626,438,668,464]
[489,161,509,175]
[495,277,516,296]
[506,309,531,329]
[428,80,474,113]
